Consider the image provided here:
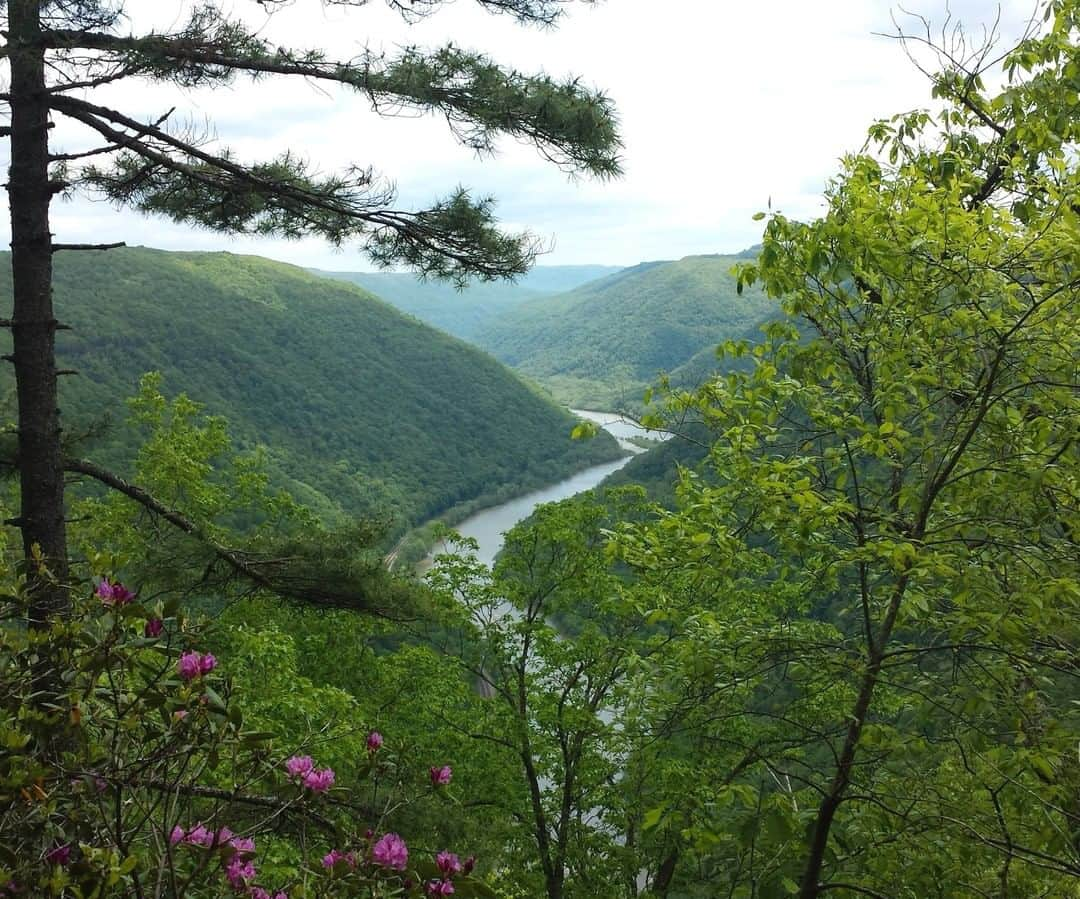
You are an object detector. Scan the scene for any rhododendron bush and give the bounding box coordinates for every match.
[0,572,492,898]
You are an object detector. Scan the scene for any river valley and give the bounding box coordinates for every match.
[426,409,668,568]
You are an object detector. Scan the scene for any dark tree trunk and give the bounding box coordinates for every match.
[653,848,679,896]
[7,0,70,623]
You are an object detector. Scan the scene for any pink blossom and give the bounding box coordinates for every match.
[321,849,356,870]
[463,855,476,875]
[436,851,461,877]
[45,844,71,866]
[178,652,203,681]
[216,827,234,845]
[284,755,313,779]
[230,836,255,856]
[225,855,256,889]
[97,578,136,606]
[173,710,188,722]
[366,730,383,752]
[302,767,335,793]
[426,880,455,896]
[169,826,185,846]
[185,824,213,847]
[144,618,164,638]
[178,651,216,680]
[429,765,452,787]
[249,890,270,899]
[371,833,408,871]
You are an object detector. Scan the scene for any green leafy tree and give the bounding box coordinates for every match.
[1,0,620,621]
[427,494,656,899]
[617,4,1080,896]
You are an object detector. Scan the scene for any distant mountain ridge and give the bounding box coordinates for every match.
[0,248,622,527]
[472,253,774,408]
[311,264,622,341]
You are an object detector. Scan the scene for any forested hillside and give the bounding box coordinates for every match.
[474,254,774,406]
[0,248,621,525]
[312,265,621,340]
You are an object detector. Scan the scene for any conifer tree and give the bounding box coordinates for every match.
[1,0,621,621]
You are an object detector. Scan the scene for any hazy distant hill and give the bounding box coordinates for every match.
[311,265,622,341]
[0,248,621,526]
[473,254,774,408]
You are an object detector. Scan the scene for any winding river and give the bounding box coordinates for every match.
[427,409,668,568]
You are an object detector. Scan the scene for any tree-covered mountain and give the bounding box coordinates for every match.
[473,254,775,407]
[0,248,621,526]
[311,265,621,341]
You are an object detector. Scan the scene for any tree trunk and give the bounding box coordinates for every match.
[797,573,911,898]
[7,0,70,623]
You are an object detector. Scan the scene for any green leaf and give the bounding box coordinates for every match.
[642,804,667,831]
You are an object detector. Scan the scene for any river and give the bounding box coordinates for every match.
[426,409,668,568]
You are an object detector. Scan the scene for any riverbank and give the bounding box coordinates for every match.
[413,411,670,571]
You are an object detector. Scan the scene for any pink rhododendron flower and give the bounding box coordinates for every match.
[144,618,164,638]
[366,730,383,752]
[225,855,256,889]
[302,767,335,793]
[45,844,71,866]
[284,755,313,779]
[426,880,455,896]
[178,651,216,680]
[429,765,452,787]
[229,836,255,855]
[185,824,213,847]
[96,578,136,606]
[436,851,461,877]
[321,849,356,869]
[170,826,185,846]
[371,833,408,870]
[173,710,188,722]
[178,652,203,681]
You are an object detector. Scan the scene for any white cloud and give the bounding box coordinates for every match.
[2,0,1038,270]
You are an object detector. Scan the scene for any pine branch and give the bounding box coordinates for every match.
[50,94,539,281]
[41,28,621,177]
[52,241,125,252]
[64,457,397,615]
[253,0,596,26]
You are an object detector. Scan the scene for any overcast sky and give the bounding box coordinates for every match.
[3,0,1038,270]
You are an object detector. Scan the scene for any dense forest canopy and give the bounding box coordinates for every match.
[0,247,622,526]
[313,265,622,341]
[473,254,774,407]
